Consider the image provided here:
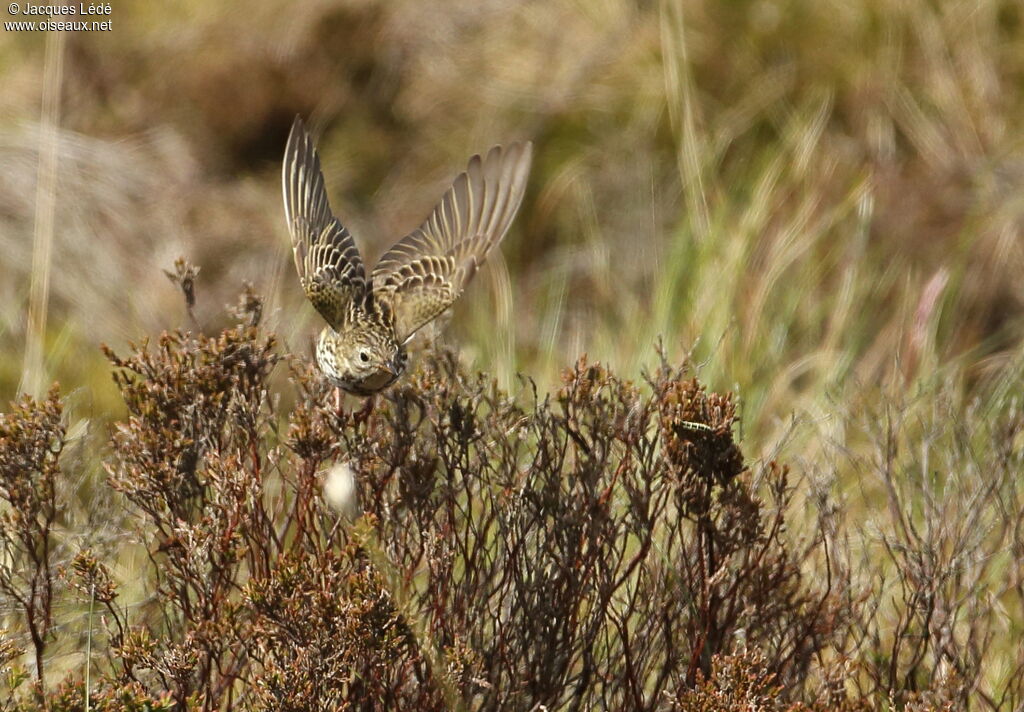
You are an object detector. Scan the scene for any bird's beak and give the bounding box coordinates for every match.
[387,355,403,376]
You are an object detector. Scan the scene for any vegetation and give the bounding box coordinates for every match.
[1,0,1023,709]
[2,281,1022,709]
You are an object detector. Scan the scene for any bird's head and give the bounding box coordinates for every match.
[315,323,406,396]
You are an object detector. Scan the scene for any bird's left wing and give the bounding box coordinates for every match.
[371,141,532,343]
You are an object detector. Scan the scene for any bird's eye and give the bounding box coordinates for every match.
[359,351,369,363]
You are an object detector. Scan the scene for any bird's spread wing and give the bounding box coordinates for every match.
[282,116,367,329]
[372,142,532,343]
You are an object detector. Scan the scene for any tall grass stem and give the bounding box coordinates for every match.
[22,29,66,397]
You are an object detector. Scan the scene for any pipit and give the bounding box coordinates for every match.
[282,117,532,406]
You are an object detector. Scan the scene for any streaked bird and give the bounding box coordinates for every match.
[282,117,532,399]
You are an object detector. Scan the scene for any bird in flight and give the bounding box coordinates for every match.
[282,117,532,404]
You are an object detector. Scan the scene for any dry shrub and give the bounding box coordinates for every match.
[306,351,843,710]
[6,280,1017,711]
[0,386,64,682]
[826,383,1024,711]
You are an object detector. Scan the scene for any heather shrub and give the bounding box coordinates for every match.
[1,282,1020,711]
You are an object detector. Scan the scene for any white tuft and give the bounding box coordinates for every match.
[323,461,360,518]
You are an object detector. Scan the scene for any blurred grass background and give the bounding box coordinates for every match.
[2,0,1023,439]
[2,0,1024,701]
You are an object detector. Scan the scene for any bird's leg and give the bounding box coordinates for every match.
[334,387,344,416]
[353,396,376,427]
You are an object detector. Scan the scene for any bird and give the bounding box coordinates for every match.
[282,116,532,406]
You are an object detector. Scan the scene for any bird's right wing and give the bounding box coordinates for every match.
[282,116,367,329]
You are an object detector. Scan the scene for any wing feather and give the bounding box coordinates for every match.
[282,116,367,329]
[372,142,532,342]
